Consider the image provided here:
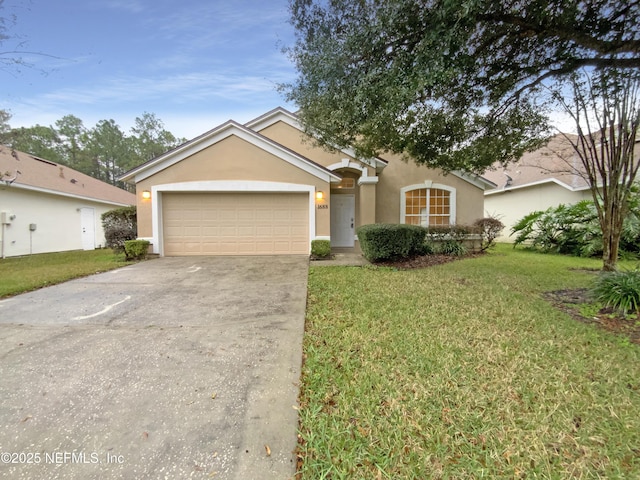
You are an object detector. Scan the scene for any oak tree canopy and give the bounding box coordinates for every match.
[283,0,639,172]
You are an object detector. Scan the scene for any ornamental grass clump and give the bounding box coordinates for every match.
[591,269,640,315]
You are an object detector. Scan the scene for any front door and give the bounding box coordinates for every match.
[331,195,355,247]
[80,207,96,250]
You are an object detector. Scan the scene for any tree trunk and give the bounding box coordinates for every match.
[602,235,618,272]
[601,204,624,272]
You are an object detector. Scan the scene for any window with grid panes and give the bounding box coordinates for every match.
[404,188,451,226]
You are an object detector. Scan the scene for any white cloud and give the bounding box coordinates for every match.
[548,110,578,134]
[4,64,298,139]
[100,0,145,14]
[25,66,290,107]
[141,2,294,70]
[2,0,300,142]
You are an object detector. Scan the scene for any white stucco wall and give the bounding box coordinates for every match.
[0,186,130,258]
[484,183,593,242]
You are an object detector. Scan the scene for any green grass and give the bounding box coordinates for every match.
[299,245,640,479]
[0,249,134,298]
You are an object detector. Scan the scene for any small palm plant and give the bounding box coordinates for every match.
[591,269,640,315]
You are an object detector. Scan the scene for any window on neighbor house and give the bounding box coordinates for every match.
[404,187,452,226]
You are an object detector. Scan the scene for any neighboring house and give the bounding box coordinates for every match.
[483,134,593,242]
[119,107,495,256]
[0,146,136,258]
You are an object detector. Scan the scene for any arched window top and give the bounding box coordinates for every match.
[400,182,456,226]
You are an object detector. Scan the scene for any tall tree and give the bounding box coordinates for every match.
[9,125,62,162]
[549,68,640,271]
[55,114,89,170]
[285,0,640,269]
[85,119,131,188]
[3,112,181,191]
[0,108,10,145]
[129,112,183,171]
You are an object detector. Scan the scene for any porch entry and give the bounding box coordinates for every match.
[330,194,355,247]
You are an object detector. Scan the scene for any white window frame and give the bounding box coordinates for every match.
[400,181,456,226]
[334,177,356,190]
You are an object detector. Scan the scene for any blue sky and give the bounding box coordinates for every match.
[2,0,298,139]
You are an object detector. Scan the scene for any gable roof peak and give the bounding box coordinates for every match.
[118,116,340,184]
[245,107,300,131]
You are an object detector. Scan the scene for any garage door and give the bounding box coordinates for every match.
[162,192,309,255]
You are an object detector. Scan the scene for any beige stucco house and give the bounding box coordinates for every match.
[119,107,495,256]
[0,146,136,258]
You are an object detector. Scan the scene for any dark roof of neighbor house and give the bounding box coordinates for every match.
[483,134,590,193]
[0,145,136,205]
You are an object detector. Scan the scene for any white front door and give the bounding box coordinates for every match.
[331,194,355,247]
[80,207,96,250]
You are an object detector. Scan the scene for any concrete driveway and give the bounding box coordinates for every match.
[0,256,309,480]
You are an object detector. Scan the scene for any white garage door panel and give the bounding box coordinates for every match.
[163,192,309,256]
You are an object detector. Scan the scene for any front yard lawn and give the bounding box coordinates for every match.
[299,245,640,478]
[0,249,134,298]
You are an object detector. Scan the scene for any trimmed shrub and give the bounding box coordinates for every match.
[102,206,137,253]
[311,239,331,258]
[124,239,150,260]
[591,269,640,315]
[356,223,426,262]
[473,217,505,251]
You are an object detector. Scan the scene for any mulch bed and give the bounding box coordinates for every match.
[544,288,640,344]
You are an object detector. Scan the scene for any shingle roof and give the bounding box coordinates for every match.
[0,145,136,205]
[483,134,590,192]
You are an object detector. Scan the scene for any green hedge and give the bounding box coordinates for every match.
[311,239,331,258]
[102,206,137,253]
[124,239,150,260]
[356,223,427,262]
